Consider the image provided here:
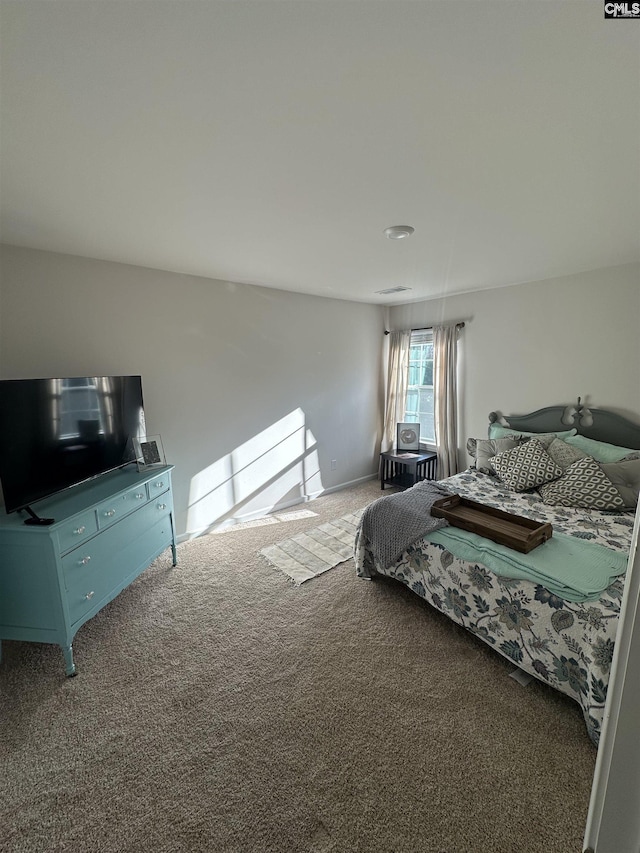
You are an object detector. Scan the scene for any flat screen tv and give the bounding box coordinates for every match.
[0,375,145,517]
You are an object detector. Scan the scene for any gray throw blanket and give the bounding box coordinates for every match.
[357,480,452,572]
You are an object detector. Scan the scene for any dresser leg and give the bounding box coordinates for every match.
[62,644,77,677]
[169,513,178,566]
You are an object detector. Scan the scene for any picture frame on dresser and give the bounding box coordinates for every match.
[134,434,166,471]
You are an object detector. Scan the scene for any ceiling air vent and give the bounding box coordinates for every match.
[375,286,412,295]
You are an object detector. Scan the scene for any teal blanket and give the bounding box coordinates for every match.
[426,527,629,602]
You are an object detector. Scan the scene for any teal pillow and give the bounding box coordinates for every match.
[565,434,639,463]
[488,424,577,442]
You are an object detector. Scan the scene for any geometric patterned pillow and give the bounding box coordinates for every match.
[545,437,588,470]
[538,456,626,510]
[491,439,563,492]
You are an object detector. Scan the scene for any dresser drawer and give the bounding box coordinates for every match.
[147,474,170,499]
[62,529,119,601]
[64,513,173,625]
[150,496,171,518]
[96,484,149,530]
[56,510,99,555]
[63,500,167,588]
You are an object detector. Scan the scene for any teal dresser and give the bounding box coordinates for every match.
[0,465,176,675]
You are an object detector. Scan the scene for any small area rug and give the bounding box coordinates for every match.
[260,509,364,584]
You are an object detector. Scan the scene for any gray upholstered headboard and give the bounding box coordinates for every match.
[488,403,640,450]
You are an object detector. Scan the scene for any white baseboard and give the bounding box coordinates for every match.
[178,471,378,542]
[318,472,377,496]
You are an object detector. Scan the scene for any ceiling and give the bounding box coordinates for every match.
[1,1,639,305]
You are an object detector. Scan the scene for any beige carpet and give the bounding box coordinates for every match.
[260,510,364,584]
[0,479,596,853]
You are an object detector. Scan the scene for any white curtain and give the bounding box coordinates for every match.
[433,323,459,478]
[383,329,411,451]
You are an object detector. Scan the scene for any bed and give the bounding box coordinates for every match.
[355,404,640,744]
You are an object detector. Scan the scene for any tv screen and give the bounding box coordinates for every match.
[0,376,145,514]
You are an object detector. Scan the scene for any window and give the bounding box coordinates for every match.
[404,330,435,444]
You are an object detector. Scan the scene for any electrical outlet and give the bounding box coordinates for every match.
[330,459,337,471]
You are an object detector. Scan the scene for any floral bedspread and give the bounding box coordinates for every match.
[355,471,635,744]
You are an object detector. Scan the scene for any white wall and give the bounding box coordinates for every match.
[0,245,385,536]
[389,263,640,467]
[2,248,637,534]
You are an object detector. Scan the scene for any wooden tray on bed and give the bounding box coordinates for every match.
[430,495,552,553]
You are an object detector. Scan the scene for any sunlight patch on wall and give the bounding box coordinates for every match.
[186,408,324,538]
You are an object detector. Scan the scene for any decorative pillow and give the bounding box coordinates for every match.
[488,424,577,442]
[545,437,588,470]
[564,434,639,463]
[491,439,563,492]
[599,459,640,509]
[538,457,626,510]
[519,433,558,451]
[467,437,523,475]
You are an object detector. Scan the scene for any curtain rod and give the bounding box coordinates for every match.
[383,322,466,336]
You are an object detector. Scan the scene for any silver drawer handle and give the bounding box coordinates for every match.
[85,591,95,600]
[157,503,166,510]
[74,526,86,535]
[104,509,116,517]
[135,493,145,499]
[78,555,91,565]
[154,481,164,488]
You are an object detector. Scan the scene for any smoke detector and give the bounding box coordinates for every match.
[383,225,415,239]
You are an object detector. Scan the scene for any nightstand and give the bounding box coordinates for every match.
[379,450,438,490]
